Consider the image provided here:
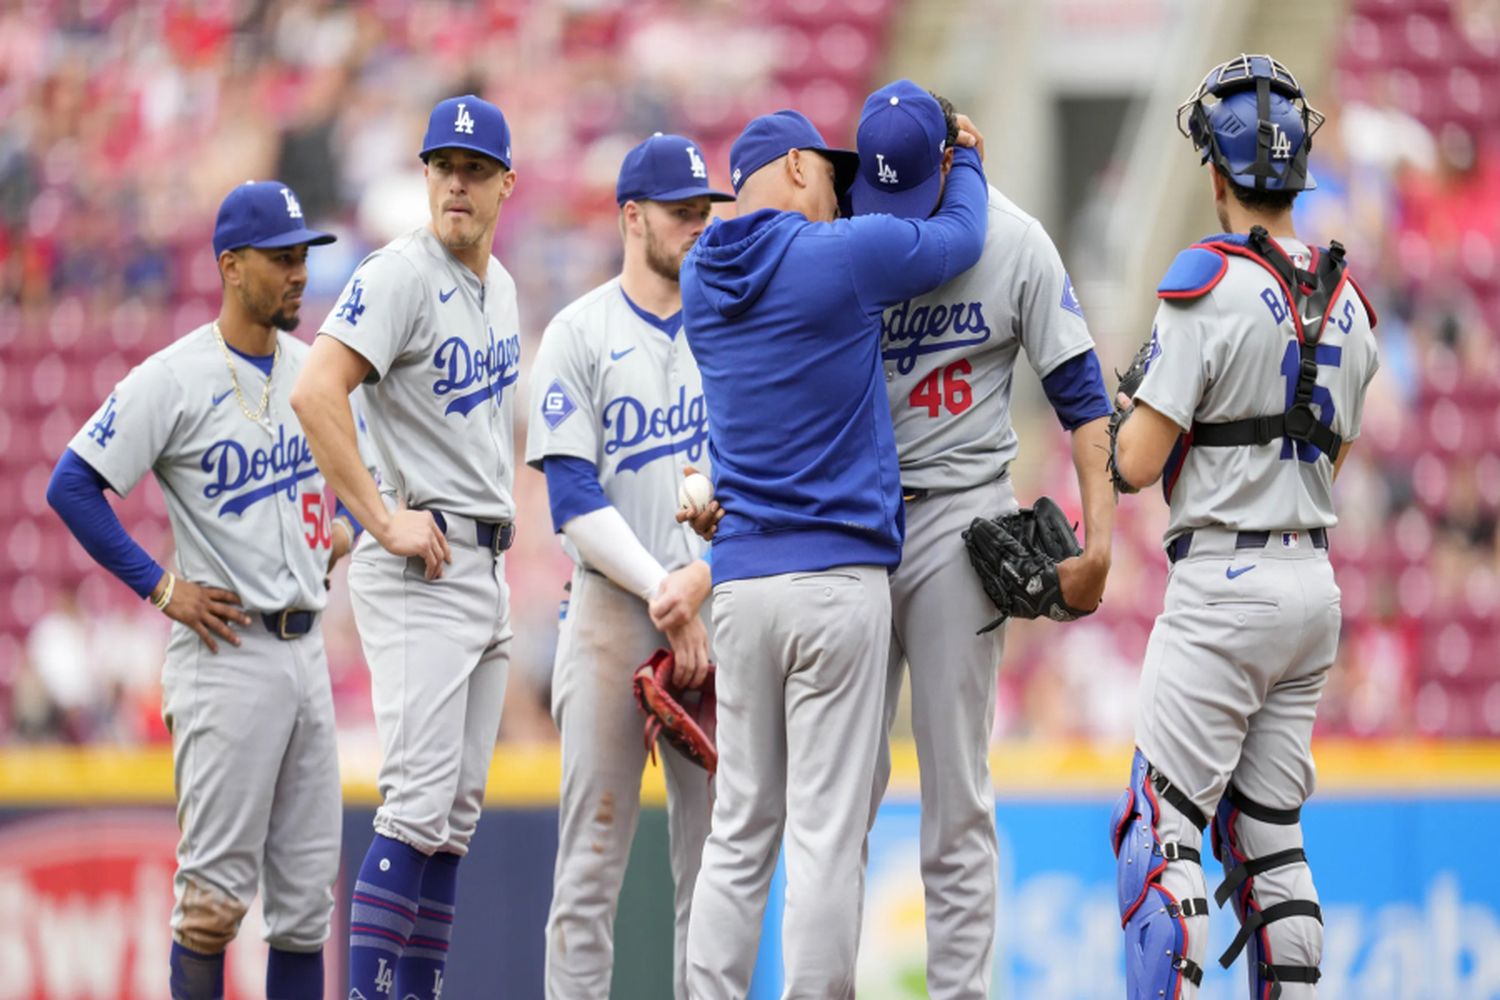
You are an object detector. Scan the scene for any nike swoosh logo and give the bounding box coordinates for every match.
[439,286,458,303]
[1226,565,1256,579]
[610,347,635,361]
[212,389,234,407]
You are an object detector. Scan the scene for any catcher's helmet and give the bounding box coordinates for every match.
[1177,53,1324,192]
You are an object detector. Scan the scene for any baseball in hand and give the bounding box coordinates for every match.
[678,472,713,513]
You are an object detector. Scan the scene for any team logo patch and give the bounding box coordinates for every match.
[89,395,118,447]
[1281,531,1299,548]
[337,279,366,326]
[1060,273,1086,319]
[1143,325,1162,373]
[541,378,578,430]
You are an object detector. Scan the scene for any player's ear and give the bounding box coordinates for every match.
[785,148,806,190]
[941,146,955,176]
[217,249,241,288]
[497,166,517,202]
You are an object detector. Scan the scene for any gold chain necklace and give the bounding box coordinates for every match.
[212,321,279,424]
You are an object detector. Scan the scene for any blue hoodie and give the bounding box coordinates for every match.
[683,145,988,584]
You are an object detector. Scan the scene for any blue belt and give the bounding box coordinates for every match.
[429,510,514,556]
[261,609,317,640]
[1167,527,1327,564]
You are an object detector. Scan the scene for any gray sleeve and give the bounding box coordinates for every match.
[319,251,424,382]
[1132,299,1210,433]
[1014,220,1096,378]
[1341,322,1381,444]
[66,357,182,496]
[524,316,601,471]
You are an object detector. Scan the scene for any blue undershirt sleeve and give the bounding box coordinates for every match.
[543,455,610,534]
[1040,349,1113,431]
[46,448,165,600]
[333,497,364,539]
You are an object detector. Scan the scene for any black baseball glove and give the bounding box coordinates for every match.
[962,496,1089,634]
[1109,336,1156,495]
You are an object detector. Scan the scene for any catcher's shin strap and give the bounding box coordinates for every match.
[1218,899,1323,969]
[1188,226,1359,463]
[1147,764,1208,831]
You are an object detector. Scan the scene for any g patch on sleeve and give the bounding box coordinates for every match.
[540,378,578,430]
[1060,273,1085,319]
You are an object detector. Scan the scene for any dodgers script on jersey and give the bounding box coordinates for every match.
[321,226,520,522]
[524,277,709,571]
[883,186,1096,489]
[1134,237,1380,538]
[69,327,335,612]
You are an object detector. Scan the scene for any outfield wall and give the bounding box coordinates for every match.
[0,742,1495,999]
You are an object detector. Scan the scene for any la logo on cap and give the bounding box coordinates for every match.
[454,102,475,135]
[280,187,303,219]
[687,145,707,179]
[876,154,898,185]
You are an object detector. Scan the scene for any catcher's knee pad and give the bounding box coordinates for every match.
[1211,786,1323,999]
[1110,750,1210,999]
[174,878,248,954]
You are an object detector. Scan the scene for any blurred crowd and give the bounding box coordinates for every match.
[3,0,1498,746]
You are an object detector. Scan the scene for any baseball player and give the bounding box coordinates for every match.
[678,107,989,997]
[1107,55,1378,999]
[47,180,348,1000]
[290,94,521,1000]
[525,132,731,999]
[849,81,1116,1000]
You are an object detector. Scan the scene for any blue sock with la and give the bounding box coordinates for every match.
[348,835,428,998]
[395,851,461,1000]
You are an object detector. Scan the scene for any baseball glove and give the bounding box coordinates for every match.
[962,495,1089,633]
[1108,335,1157,494]
[632,649,717,774]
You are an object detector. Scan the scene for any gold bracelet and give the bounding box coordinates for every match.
[151,572,176,612]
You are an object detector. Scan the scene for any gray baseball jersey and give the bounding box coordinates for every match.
[526,278,713,998]
[882,185,1095,489]
[321,226,521,522]
[70,325,334,612]
[524,277,709,570]
[70,324,343,955]
[1134,237,1380,539]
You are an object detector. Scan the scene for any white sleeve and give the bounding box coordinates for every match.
[561,505,669,601]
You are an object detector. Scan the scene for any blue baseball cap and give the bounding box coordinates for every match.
[419,94,512,169]
[617,133,734,205]
[728,109,859,196]
[850,80,949,220]
[212,181,335,257]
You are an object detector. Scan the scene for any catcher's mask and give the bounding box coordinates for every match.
[1176,53,1324,193]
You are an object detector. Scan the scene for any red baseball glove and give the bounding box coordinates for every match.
[632,648,717,774]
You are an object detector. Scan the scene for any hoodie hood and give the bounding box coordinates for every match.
[683,208,805,319]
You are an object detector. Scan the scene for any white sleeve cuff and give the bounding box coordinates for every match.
[561,506,669,601]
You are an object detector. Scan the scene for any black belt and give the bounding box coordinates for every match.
[261,609,318,640]
[430,511,514,555]
[902,486,929,502]
[1167,527,1327,564]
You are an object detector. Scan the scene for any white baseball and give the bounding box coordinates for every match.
[678,472,713,513]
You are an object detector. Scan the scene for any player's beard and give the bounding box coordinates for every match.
[268,308,300,332]
[642,219,687,284]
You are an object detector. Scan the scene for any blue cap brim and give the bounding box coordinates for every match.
[247,227,337,250]
[420,141,511,169]
[622,184,735,205]
[819,148,861,197]
[848,166,943,221]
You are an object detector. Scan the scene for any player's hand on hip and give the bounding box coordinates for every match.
[954,113,985,161]
[162,579,251,654]
[649,560,711,632]
[675,467,724,541]
[376,507,452,580]
[664,616,711,689]
[1057,552,1109,613]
